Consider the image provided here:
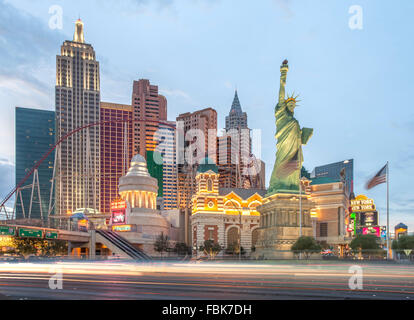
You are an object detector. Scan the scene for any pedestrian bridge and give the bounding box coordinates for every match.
[0,222,90,243]
[0,220,150,261]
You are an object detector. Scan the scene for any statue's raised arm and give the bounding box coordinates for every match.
[279,59,289,105]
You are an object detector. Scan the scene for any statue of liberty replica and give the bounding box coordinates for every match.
[268,59,313,195]
[253,60,315,259]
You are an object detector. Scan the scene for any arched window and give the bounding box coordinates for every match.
[207,179,213,191]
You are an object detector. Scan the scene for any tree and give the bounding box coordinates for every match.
[12,238,68,258]
[12,238,42,258]
[154,232,170,259]
[42,240,68,256]
[350,234,382,258]
[392,235,414,253]
[291,236,322,259]
[199,240,221,260]
[301,166,311,179]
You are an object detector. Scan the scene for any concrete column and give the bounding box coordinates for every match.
[67,241,72,256]
[88,230,96,260]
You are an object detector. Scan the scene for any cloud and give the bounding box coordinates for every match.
[0,157,14,203]
[131,0,174,7]
[224,81,234,89]
[273,0,294,19]
[0,0,63,101]
[160,88,191,101]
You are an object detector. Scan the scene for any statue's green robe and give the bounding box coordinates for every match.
[268,102,313,194]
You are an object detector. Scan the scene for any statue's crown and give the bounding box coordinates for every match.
[286,93,300,104]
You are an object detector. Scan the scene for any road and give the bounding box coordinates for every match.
[0,261,413,300]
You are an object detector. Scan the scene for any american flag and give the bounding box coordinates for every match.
[366,164,387,190]
[278,158,300,178]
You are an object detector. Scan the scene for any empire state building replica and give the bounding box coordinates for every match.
[55,19,101,216]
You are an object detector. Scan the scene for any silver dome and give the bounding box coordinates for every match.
[126,154,150,177]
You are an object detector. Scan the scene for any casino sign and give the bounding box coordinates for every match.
[348,195,380,237]
[110,199,128,225]
[351,195,376,212]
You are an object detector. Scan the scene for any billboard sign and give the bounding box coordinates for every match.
[112,225,136,232]
[111,199,127,225]
[381,226,387,239]
[362,226,380,237]
[360,211,378,226]
[351,195,376,212]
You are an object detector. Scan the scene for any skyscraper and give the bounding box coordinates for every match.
[176,108,217,209]
[220,91,261,189]
[225,90,247,131]
[55,20,101,215]
[100,102,133,214]
[131,79,167,157]
[154,121,178,210]
[15,107,55,220]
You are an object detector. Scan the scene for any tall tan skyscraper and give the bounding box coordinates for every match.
[131,79,167,156]
[55,20,101,215]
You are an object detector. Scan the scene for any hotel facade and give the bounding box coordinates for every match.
[191,159,265,255]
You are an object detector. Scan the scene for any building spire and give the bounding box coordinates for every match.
[73,19,85,43]
[230,90,242,114]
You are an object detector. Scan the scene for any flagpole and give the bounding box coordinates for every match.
[387,161,390,260]
[300,146,303,237]
[299,148,302,260]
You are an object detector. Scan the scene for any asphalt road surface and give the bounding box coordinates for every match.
[0,261,413,300]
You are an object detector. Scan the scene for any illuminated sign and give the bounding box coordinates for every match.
[360,211,378,226]
[347,218,355,233]
[112,210,126,225]
[78,219,88,232]
[0,236,14,247]
[112,225,134,232]
[381,226,387,239]
[351,195,376,212]
[347,212,358,234]
[18,228,43,239]
[0,226,15,236]
[111,199,127,210]
[362,226,380,237]
[111,199,127,225]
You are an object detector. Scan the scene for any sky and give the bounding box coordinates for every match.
[0,0,413,230]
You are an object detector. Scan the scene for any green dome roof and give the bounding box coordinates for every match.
[197,157,218,173]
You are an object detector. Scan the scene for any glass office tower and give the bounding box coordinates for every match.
[15,107,55,220]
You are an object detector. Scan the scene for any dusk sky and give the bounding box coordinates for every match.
[0,0,413,230]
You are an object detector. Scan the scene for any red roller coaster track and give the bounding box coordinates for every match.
[0,118,176,210]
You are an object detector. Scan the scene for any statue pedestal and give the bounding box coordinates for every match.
[253,192,315,259]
